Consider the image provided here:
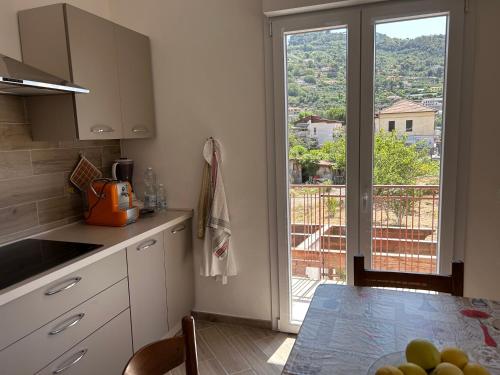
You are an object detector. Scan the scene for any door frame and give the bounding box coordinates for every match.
[269,8,361,333]
[265,0,467,333]
[358,0,465,275]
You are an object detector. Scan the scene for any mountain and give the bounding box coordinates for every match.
[286,30,446,118]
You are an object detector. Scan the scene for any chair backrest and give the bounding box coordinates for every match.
[123,316,199,375]
[353,255,464,296]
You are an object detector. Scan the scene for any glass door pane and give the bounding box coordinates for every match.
[286,27,349,321]
[370,15,448,273]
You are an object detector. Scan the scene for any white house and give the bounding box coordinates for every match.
[374,99,437,147]
[294,115,343,146]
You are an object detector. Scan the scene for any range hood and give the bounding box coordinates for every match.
[0,54,89,95]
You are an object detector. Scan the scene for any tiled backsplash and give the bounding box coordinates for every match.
[0,95,121,243]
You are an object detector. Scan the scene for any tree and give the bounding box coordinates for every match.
[298,110,313,120]
[373,130,438,185]
[325,107,346,123]
[320,135,346,170]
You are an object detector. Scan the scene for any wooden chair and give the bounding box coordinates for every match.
[353,255,464,296]
[123,316,199,375]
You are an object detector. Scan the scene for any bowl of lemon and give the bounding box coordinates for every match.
[368,339,491,375]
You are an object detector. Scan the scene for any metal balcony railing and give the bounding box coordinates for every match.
[289,184,439,283]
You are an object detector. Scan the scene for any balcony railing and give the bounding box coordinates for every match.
[290,184,439,283]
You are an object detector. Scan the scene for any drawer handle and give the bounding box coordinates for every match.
[45,277,82,296]
[137,239,157,251]
[52,349,88,374]
[132,126,149,133]
[171,225,186,234]
[91,125,115,134]
[49,313,85,335]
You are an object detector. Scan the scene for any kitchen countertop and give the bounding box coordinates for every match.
[0,209,193,307]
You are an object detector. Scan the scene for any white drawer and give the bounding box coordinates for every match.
[0,278,129,375]
[0,250,127,351]
[37,309,133,375]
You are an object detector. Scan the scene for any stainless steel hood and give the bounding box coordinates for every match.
[0,54,89,95]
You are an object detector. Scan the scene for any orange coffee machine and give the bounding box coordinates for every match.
[85,179,139,226]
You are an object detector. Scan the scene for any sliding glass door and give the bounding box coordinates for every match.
[271,0,464,333]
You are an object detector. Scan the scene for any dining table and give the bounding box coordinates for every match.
[283,284,500,374]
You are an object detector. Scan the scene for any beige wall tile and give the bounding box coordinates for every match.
[0,202,38,236]
[0,95,26,124]
[37,194,83,224]
[0,151,32,179]
[31,148,102,174]
[0,123,55,151]
[0,173,65,208]
[102,145,121,175]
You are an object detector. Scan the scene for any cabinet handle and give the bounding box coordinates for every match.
[49,313,85,335]
[171,225,186,234]
[52,349,87,374]
[45,277,82,296]
[132,126,149,133]
[137,239,157,251]
[91,125,115,134]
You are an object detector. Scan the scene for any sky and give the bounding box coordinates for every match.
[376,16,447,38]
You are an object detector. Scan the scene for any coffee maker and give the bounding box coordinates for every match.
[112,158,134,190]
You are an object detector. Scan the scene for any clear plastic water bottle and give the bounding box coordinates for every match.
[157,184,167,211]
[143,167,157,210]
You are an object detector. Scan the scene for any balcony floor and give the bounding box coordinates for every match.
[291,276,345,322]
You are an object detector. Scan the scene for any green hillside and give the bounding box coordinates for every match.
[286,30,446,118]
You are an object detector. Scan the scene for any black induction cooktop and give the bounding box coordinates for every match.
[0,239,103,290]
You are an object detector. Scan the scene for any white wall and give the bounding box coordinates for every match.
[262,0,386,16]
[463,0,500,300]
[109,0,272,321]
[0,0,110,60]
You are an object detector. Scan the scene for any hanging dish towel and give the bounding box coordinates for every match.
[197,138,237,284]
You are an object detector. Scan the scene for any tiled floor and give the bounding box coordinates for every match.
[169,320,296,375]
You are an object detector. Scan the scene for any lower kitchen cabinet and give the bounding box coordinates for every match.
[164,219,195,333]
[127,232,168,351]
[36,309,133,375]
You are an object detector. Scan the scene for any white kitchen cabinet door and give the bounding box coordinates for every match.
[36,309,132,375]
[65,4,123,139]
[114,24,156,139]
[164,219,194,333]
[127,233,168,351]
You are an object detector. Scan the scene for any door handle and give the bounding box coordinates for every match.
[171,225,186,234]
[52,349,88,374]
[45,277,82,296]
[91,125,115,133]
[137,239,157,251]
[362,191,369,211]
[132,126,149,133]
[49,313,85,335]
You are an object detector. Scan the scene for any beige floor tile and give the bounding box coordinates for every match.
[199,326,251,374]
[216,325,282,375]
[253,333,296,368]
[197,335,215,361]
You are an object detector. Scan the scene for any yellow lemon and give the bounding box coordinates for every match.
[441,347,469,369]
[406,339,441,370]
[431,362,464,375]
[398,362,427,375]
[376,365,404,375]
[463,363,491,375]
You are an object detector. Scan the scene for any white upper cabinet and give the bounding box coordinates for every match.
[115,24,156,139]
[18,4,156,141]
[65,5,123,139]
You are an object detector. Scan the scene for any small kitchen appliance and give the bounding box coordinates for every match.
[85,179,139,227]
[111,158,134,190]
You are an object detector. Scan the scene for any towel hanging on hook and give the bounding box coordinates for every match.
[197,137,237,284]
